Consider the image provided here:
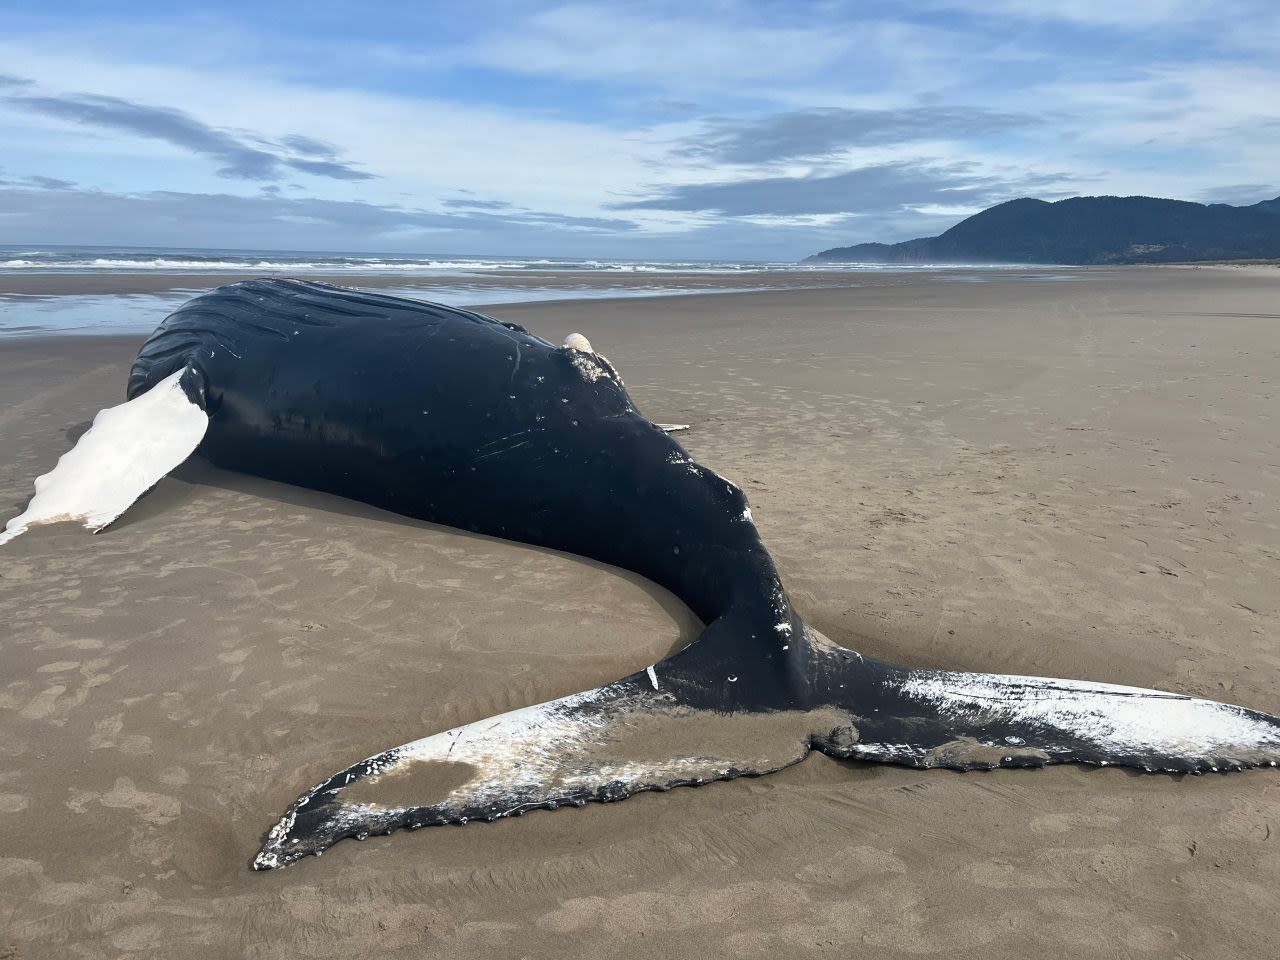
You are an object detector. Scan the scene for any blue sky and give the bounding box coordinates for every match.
[1,1,1277,259]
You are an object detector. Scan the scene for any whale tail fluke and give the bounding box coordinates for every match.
[256,625,1280,868]
[808,634,1280,774]
[0,367,207,547]
[253,660,819,869]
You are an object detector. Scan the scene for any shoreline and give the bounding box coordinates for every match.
[0,266,1109,339]
[0,265,1106,298]
[0,268,868,297]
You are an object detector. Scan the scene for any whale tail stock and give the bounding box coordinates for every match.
[0,366,207,547]
[253,620,1280,869]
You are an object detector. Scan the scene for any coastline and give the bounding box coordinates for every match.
[0,265,1104,299]
[3,268,1279,958]
[0,266,1103,339]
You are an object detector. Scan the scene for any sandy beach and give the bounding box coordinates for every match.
[2,266,1278,958]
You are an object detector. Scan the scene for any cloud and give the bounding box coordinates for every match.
[5,92,282,179]
[0,180,976,257]
[442,197,513,210]
[922,0,1216,27]
[680,106,1038,163]
[506,210,636,230]
[0,73,32,88]
[3,90,375,182]
[463,3,854,91]
[24,174,76,190]
[278,134,338,157]
[282,157,376,181]
[612,161,1067,217]
[0,166,77,190]
[0,185,637,250]
[641,99,701,115]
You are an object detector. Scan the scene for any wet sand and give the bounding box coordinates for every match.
[0,267,880,298]
[1,267,1278,958]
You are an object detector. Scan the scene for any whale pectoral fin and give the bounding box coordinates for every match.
[254,671,814,869]
[655,423,690,433]
[813,650,1280,773]
[0,367,208,546]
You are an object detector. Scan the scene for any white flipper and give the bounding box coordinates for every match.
[656,423,690,433]
[0,368,207,546]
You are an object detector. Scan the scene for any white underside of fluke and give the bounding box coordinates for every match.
[899,669,1280,763]
[0,368,207,546]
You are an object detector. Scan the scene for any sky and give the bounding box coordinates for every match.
[1,1,1278,260]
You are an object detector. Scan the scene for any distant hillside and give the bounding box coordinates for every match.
[1255,196,1280,216]
[804,194,1280,265]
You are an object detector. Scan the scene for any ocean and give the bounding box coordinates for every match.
[0,244,993,275]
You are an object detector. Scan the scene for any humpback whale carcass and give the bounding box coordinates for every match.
[2,278,1277,870]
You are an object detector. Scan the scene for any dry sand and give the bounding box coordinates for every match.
[1,267,1278,958]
